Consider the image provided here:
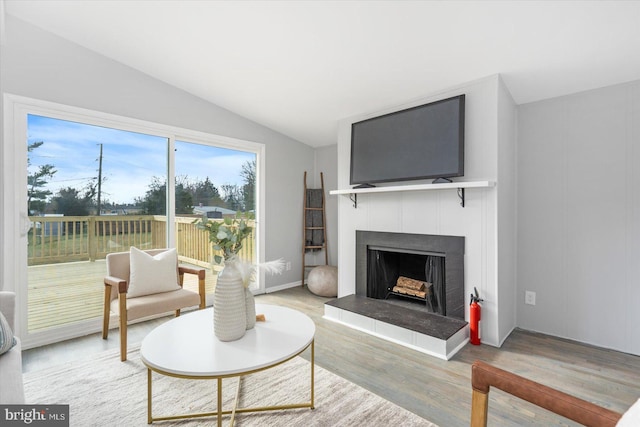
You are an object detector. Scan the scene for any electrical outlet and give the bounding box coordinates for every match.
[286,261,292,271]
[525,290,536,306]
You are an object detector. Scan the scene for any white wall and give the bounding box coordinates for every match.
[0,15,315,290]
[517,79,640,355]
[336,75,516,347]
[0,5,6,281]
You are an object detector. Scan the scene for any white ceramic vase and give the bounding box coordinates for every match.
[214,260,247,341]
[245,288,256,330]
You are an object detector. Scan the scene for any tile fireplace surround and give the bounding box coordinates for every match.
[324,230,469,360]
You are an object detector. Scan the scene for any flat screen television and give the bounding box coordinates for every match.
[350,94,465,187]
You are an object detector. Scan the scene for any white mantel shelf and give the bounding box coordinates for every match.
[330,180,495,208]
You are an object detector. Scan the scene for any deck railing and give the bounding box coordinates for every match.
[27,215,255,267]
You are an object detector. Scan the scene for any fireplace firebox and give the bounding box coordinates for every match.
[356,230,465,320]
[367,247,446,314]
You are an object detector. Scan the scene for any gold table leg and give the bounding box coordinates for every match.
[147,368,152,424]
[229,377,242,427]
[146,339,315,425]
[311,339,315,409]
[217,377,222,427]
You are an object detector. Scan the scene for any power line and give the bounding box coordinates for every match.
[47,177,95,183]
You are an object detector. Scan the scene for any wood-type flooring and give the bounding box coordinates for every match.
[23,286,640,426]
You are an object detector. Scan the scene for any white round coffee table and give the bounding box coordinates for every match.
[140,304,316,426]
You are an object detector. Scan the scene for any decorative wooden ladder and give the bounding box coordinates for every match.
[302,171,328,285]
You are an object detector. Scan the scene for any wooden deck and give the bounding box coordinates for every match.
[27,260,218,332]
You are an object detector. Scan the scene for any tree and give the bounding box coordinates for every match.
[27,141,57,214]
[190,177,223,207]
[137,177,166,215]
[240,160,256,212]
[137,176,193,215]
[51,187,93,216]
[51,186,95,234]
[221,184,242,211]
[175,178,194,215]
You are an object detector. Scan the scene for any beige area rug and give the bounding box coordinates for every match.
[24,346,437,426]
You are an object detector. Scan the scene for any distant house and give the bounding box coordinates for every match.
[99,205,143,215]
[31,214,64,237]
[192,205,236,219]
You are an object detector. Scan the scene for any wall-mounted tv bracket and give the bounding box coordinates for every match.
[457,188,465,207]
[350,193,358,208]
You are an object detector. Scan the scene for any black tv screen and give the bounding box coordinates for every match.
[350,94,465,186]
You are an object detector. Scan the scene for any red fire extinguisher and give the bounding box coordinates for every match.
[470,287,483,345]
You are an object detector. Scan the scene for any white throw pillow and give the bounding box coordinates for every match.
[127,247,180,298]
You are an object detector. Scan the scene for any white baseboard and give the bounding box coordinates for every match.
[264,280,302,294]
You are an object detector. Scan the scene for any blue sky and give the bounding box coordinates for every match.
[27,115,255,205]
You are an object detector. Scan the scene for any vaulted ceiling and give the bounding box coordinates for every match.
[5,1,640,147]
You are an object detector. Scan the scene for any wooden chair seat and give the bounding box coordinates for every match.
[102,248,206,361]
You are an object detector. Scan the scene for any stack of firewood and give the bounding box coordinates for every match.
[392,276,432,299]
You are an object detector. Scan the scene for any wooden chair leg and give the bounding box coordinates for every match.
[119,293,127,362]
[102,286,111,339]
[198,277,206,309]
[470,389,489,427]
[175,309,181,317]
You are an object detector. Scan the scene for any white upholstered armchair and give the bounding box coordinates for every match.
[102,248,206,361]
[0,291,25,403]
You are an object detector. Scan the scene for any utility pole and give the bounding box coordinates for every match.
[97,143,103,216]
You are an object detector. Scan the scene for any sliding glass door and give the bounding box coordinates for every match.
[3,95,265,349]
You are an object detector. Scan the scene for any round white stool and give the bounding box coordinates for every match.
[307,265,338,297]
